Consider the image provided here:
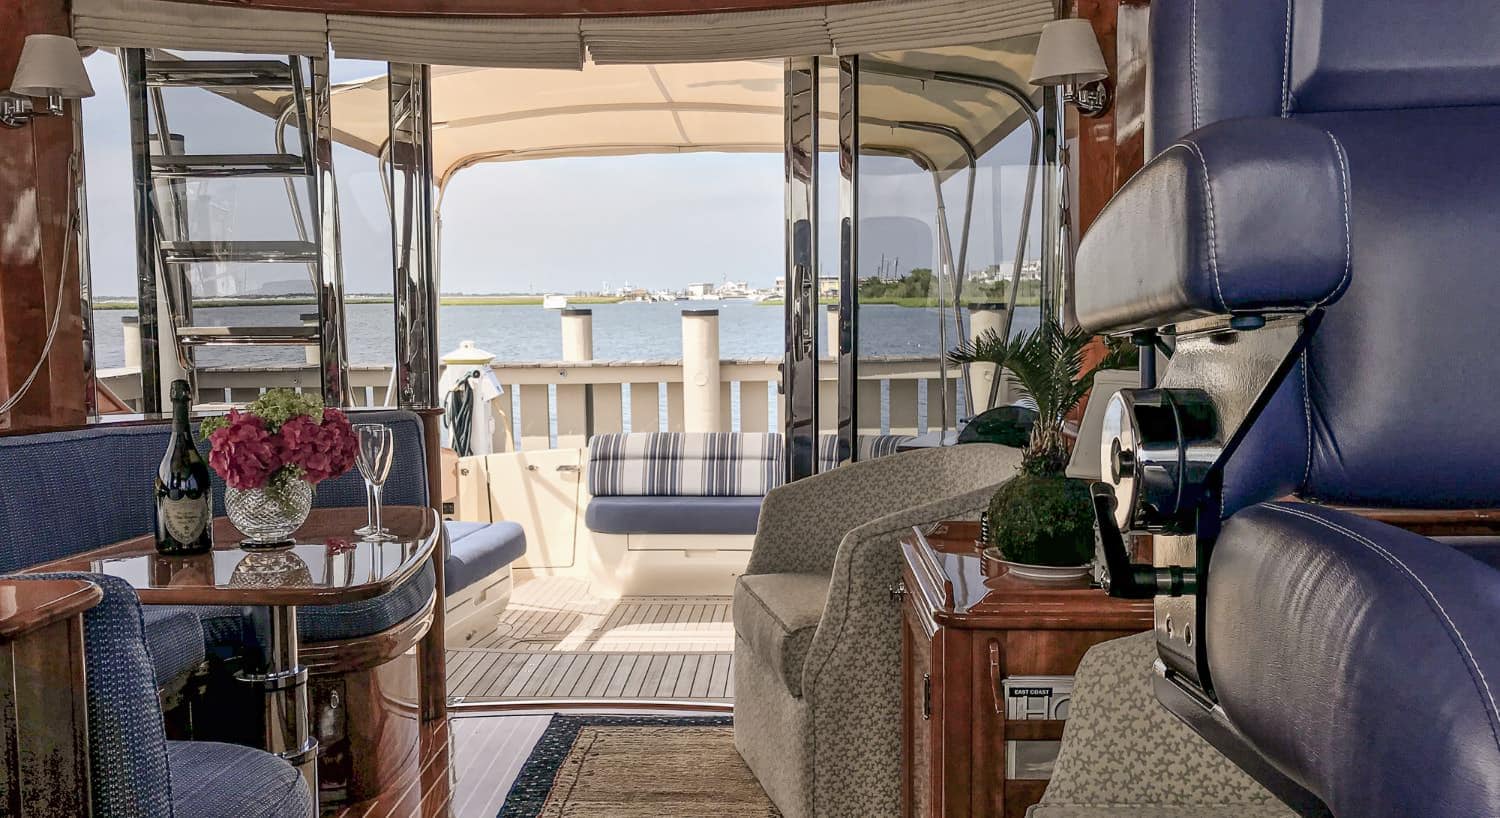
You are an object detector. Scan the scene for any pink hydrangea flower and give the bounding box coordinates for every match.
[318,409,359,478]
[277,409,358,484]
[207,411,282,490]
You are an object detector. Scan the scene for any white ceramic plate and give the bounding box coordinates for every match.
[985,549,1092,582]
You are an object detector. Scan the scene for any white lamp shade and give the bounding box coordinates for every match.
[11,35,95,99]
[1029,19,1108,86]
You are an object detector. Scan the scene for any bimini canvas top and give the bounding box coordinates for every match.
[244,37,1039,189]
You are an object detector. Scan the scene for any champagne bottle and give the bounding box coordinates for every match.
[155,379,214,555]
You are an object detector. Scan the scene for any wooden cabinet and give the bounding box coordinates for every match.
[0,578,102,818]
[900,521,1153,818]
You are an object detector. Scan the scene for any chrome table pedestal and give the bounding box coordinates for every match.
[239,604,319,813]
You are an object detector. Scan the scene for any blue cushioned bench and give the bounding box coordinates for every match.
[577,431,910,596]
[0,409,525,687]
[584,432,911,536]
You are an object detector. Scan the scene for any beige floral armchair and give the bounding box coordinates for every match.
[1027,631,1296,818]
[733,442,1021,818]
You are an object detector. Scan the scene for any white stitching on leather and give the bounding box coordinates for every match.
[1320,131,1353,306]
[1281,0,1294,115]
[1264,503,1500,752]
[1189,0,1200,129]
[1172,141,1226,312]
[1300,351,1313,493]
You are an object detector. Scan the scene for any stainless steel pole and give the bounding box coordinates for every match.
[783,57,819,481]
[835,55,859,465]
[389,63,440,409]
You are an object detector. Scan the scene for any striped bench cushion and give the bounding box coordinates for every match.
[587,432,914,498]
[817,433,908,472]
[588,432,782,497]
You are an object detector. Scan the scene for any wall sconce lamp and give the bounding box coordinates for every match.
[2,35,95,128]
[1030,19,1110,117]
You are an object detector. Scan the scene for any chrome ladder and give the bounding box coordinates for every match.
[124,49,349,411]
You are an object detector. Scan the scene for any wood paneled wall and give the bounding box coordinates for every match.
[1066,0,1149,408]
[0,0,86,431]
[1067,0,1150,237]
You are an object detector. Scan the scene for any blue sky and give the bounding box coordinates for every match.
[81,54,1039,298]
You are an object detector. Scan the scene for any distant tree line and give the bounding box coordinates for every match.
[859,268,1041,306]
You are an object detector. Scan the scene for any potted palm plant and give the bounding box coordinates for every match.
[949,318,1135,579]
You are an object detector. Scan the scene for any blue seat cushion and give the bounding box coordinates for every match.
[141,604,206,689]
[444,521,525,595]
[585,496,762,535]
[191,560,437,648]
[167,740,312,818]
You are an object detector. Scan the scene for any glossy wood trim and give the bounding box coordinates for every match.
[0,0,87,433]
[301,590,435,675]
[418,409,447,722]
[159,0,871,17]
[0,608,92,817]
[904,523,1153,632]
[1002,720,1066,741]
[0,579,101,640]
[1336,506,1500,536]
[28,506,440,606]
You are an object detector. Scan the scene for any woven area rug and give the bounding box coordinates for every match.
[499,715,781,817]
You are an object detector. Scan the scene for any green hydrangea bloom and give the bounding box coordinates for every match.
[245,389,324,431]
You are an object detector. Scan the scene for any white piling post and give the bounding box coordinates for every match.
[121,314,141,370]
[440,340,510,453]
[681,309,721,433]
[301,312,320,366]
[561,308,594,362]
[968,302,1008,412]
[825,304,840,360]
[155,269,187,407]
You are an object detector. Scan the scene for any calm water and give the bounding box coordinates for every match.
[92,301,1040,369]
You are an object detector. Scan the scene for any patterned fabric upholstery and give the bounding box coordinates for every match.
[189,560,436,648]
[141,605,207,688]
[19,572,174,817]
[588,432,782,496]
[0,409,427,575]
[1028,807,1297,818]
[815,433,910,472]
[734,443,1023,818]
[167,740,313,818]
[0,425,177,573]
[732,573,828,697]
[1030,632,1293,816]
[587,431,914,498]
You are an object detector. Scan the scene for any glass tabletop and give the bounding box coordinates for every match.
[36,506,440,606]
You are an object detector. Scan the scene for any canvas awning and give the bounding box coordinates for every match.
[248,37,1039,190]
[73,0,1052,69]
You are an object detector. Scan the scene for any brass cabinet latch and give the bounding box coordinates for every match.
[889,581,907,603]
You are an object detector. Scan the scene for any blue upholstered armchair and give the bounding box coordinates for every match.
[1075,2,1500,816]
[15,573,311,818]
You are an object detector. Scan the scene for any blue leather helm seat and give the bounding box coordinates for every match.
[1074,2,1500,815]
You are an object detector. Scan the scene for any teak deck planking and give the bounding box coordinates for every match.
[447,576,734,703]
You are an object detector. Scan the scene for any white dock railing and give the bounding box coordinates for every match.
[98,355,962,449]
[97,305,1017,449]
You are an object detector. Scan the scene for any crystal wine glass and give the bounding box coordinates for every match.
[354,423,396,542]
[354,480,377,537]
